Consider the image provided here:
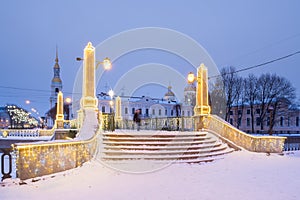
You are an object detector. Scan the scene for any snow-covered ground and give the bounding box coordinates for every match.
[0,150,299,200]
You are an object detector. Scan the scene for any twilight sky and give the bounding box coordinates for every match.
[0,0,299,115]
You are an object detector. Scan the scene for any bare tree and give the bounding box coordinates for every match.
[244,74,259,133]
[220,66,240,122]
[269,75,296,134]
[209,76,226,118]
[233,76,246,129]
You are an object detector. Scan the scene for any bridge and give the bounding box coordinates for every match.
[0,42,287,181]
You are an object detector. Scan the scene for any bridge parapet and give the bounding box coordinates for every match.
[12,132,98,180]
[197,115,286,153]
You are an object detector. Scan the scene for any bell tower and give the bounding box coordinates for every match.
[50,47,63,109]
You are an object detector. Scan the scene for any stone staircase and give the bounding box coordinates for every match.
[99,130,234,168]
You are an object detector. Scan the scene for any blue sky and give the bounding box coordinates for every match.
[0,0,299,115]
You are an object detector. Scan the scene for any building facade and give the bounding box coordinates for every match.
[98,83,196,129]
[228,99,300,134]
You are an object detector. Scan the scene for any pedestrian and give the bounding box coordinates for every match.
[133,109,141,131]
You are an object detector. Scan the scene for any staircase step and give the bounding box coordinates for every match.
[102,143,226,156]
[99,131,234,164]
[103,131,208,137]
[101,148,233,161]
[102,142,223,151]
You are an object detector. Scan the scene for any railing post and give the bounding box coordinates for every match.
[1,148,13,181]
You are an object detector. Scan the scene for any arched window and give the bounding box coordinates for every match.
[102,106,105,113]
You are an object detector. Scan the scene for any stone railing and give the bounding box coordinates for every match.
[0,128,55,138]
[201,115,286,153]
[13,133,99,180]
[113,117,195,131]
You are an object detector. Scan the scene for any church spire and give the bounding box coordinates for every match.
[55,45,59,63]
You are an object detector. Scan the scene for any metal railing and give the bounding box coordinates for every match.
[284,136,300,151]
[0,148,15,181]
[102,116,195,132]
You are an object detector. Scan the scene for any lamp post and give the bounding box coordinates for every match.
[76,43,112,128]
[187,64,211,131]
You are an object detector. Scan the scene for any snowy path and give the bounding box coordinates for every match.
[1,150,299,200]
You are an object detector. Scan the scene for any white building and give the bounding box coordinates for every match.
[98,83,196,121]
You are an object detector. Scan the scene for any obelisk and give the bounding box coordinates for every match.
[77,42,98,128]
[55,91,64,129]
[194,63,211,116]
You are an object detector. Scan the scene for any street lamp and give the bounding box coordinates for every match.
[65,97,72,120]
[187,72,196,84]
[76,57,112,70]
[108,89,114,99]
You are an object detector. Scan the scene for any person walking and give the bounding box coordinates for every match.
[133,109,141,131]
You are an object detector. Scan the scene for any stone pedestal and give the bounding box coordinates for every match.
[193,64,211,131]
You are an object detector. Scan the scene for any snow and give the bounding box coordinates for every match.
[1,150,300,200]
[75,108,99,140]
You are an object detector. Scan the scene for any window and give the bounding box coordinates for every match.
[246,118,250,126]
[230,118,233,125]
[171,110,173,116]
[256,117,261,126]
[296,117,299,127]
[165,109,167,116]
[152,109,155,115]
[229,111,233,115]
[238,110,242,115]
[280,117,284,126]
[256,109,260,114]
[132,108,135,114]
[182,110,185,116]
[146,109,149,116]
[187,111,190,117]
[159,109,161,116]
[238,117,241,126]
[125,107,128,114]
[247,109,250,115]
[102,106,105,113]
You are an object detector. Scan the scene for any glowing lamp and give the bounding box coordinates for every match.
[108,89,114,99]
[65,97,72,104]
[103,57,112,70]
[187,72,195,83]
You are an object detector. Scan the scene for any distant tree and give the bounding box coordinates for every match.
[209,76,226,118]
[268,75,296,134]
[220,66,240,122]
[233,76,246,129]
[244,74,259,133]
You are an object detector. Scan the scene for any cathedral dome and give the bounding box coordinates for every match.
[164,86,175,101]
[184,84,196,92]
